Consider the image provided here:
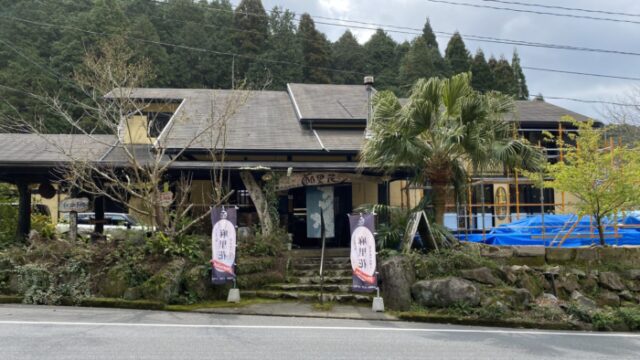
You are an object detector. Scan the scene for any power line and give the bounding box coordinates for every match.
[522,66,640,81]
[426,0,640,25]
[529,94,640,107]
[150,0,640,57]
[480,0,640,18]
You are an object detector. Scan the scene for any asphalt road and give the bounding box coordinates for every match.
[1,305,639,359]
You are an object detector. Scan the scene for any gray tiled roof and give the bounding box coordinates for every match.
[111,86,593,153]
[0,134,115,165]
[287,83,370,122]
[512,100,591,124]
[119,88,325,152]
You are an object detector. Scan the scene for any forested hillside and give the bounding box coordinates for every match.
[0,0,528,131]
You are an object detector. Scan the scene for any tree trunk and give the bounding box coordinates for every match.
[69,211,78,242]
[596,217,606,246]
[16,181,31,242]
[239,171,273,236]
[431,183,448,226]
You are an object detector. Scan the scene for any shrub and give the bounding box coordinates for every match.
[16,259,90,305]
[617,307,640,330]
[0,203,17,247]
[411,248,498,279]
[145,232,205,262]
[31,214,56,240]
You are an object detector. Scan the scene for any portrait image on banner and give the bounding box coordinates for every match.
[349,213,377,292]
[211,207,237,285]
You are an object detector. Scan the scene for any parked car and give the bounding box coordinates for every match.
[56,212,152,235]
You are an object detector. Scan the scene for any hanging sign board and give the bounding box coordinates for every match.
[348,213,377,292]
[59,198,90,213]
[211,207,237,285]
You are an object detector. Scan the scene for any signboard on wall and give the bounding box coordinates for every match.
[348,213,377,292]
[211,207,237,285]
[277,172,350,191]
[59,198,90,213]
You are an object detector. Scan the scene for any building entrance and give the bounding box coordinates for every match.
[287,184,352,249]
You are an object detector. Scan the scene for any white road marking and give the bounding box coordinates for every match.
[0,320,639,338]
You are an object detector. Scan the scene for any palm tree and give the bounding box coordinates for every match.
[360,73,544,225]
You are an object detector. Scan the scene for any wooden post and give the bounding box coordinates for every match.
[467,183,472,231]
[94,196,105,234]
[16,181,31,242]
[559,123,565,213]
[514,170,520,220]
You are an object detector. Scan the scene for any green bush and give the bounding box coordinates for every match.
[16,259,90,305]
[145,232,205,262]
[617,307,640,330]
[411,248,498,279]
[31,214,56,240]
[0,204,17,247]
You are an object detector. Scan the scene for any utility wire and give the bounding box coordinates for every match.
[480,0,640,18]
[150,0,640,57]
[523,66,640,81]
[528,94,640,107]
[426,0,640,25]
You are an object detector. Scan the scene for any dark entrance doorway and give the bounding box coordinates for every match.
[287,184,352,248]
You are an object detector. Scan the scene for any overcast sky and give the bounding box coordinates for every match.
[233,0,640,121]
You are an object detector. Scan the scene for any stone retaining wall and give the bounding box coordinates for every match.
[477,245,640,267]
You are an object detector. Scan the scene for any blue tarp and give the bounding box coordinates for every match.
[456,214,640,247]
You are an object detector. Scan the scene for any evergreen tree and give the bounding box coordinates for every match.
[201,0,235,89]
[444,32,471,76]
[298,13,331,83]
[233,0,269,80]
[261,7,303,89]
[421,18,439,49]
[512,50,529,100]
[331,30,365,84]
[492,56,516,96]
[364,29,399,89]
[469,49,495,92]
[127,16,170,86]
[399,44,447,92]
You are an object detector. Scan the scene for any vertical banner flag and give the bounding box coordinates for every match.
[348,213,377,292]
[211,207,237,285]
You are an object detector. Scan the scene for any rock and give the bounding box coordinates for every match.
[460,267,501,285]
[411,277,480,308]
[497,288,532,310]
[545,248,576,263]
[598,272,626,291]
[379,256,415,311]
[537,293,560,305]
[571,290,596,309]
[516,273,544,297]
[624,269,640,280]
[596,290,620,307]
[580,274,599,294]
[557,274,580,296]
[619,290,634,302]
[627,280,640,292]
[569,269,586,278]
[513,247,545,257]
[497,266,517,284]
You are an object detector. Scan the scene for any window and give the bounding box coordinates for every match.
[147,112,173,138]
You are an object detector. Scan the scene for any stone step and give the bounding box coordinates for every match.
[292,257,351,265]
[288,276,353,285]
[291,263,351,271]
[241,290,373,304]
[290,269,352,278]
[266,283,353,293]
